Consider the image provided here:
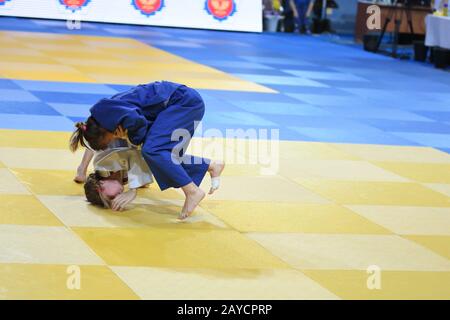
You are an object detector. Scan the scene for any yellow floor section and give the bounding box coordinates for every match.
[0,31,275,92]
[0,129,449,299]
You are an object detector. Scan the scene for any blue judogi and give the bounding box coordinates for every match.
[90,81,210,191]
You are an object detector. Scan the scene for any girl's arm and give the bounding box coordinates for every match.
[74,149,95,183]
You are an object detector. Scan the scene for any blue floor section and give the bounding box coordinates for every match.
[0,17,449,152]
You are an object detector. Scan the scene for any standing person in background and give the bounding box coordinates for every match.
[281,0,295,32]
[290,0,313,34]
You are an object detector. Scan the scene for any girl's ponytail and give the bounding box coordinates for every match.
[69,117,111,152]
[69,121,87,152]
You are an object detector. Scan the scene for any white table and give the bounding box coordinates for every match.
[425,14,450,49]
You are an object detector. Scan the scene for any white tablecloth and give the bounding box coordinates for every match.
[425,14,450,49]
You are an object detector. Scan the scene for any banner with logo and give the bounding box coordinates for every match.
[0,0,262,32]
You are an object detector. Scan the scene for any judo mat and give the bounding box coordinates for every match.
[0,17,449,299]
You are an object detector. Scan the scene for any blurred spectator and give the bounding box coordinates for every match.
[263,0,283,32]
[290,0,313,34]
[280,0,296,32]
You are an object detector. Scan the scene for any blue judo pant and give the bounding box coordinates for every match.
[142,86,210,191]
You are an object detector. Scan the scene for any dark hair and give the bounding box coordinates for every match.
[69,116,111,152]
[84,173,108,208]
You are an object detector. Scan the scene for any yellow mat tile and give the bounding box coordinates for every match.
[296,179,450,206]
[301,270,450,300]
[54,57,127,67]
[0,147,86,170]
[0,195,62,226]
[201,175,329,203]
[0,30,274,92]
[0,168,30,195]
[1,69,97,83]
[38,195,227,230]
[332,144,450,163]
[373,162,450,183]
[346,205,450,235]
[282,142,359,160]
[0,129,71,149]
[424,183,450,197]
[201,201,390,234]
[73,227,289,269]
[0,54,59,64]
[279,159,408,182]
[11,168,84,196]
[0,225,104,265]
[404,235,450,260]
[112,267,338,300]
[247,233,450,271]
[0,264,138,300]
[0,47,43,56]
[0,61,78,72]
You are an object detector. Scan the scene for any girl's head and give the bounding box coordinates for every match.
[69,117,116,152]
[84,173,124,208]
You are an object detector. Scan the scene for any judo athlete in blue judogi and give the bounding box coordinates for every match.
[69,81,225,219]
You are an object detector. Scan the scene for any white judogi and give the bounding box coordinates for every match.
[93,139,153,189]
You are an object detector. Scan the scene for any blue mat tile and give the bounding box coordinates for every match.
[67,116,88,123]
[290,126,420,146]
[47,103,91,118]
[320,105,434,122]
[205,60,274,70]
[361,119,450,134]
[0,89,40,102]
[286,93,367,107]
[203,111,277,127]
[233,74,328,87]
[414,111,450,122]
[391,132,450,149]
[267,84,352,95]
[198,90,300,104]
[198,122,313,141]
[0,79,21,90]
[0,101,61,116]
[229,101,330,116]
[29,91,106,104]
[283,70,368,81]
[0,114,75,131]
[436,148,450,154]
[240,56,317,66]
[14,80,118,95]
[223,68,292,76]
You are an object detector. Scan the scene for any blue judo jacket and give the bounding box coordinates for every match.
[90,81,182,145]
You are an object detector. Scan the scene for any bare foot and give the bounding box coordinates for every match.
[74,166,87,184]
[179,188,205,220]
[208,161,225,194]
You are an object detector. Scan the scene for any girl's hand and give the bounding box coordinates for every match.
[115,126,127,139]
[111,189,137,211]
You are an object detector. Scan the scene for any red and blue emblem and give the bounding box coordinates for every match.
[0,0,12,6]
[132,0,165,17]
[205,0,237,21]
[58,0,91,12]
